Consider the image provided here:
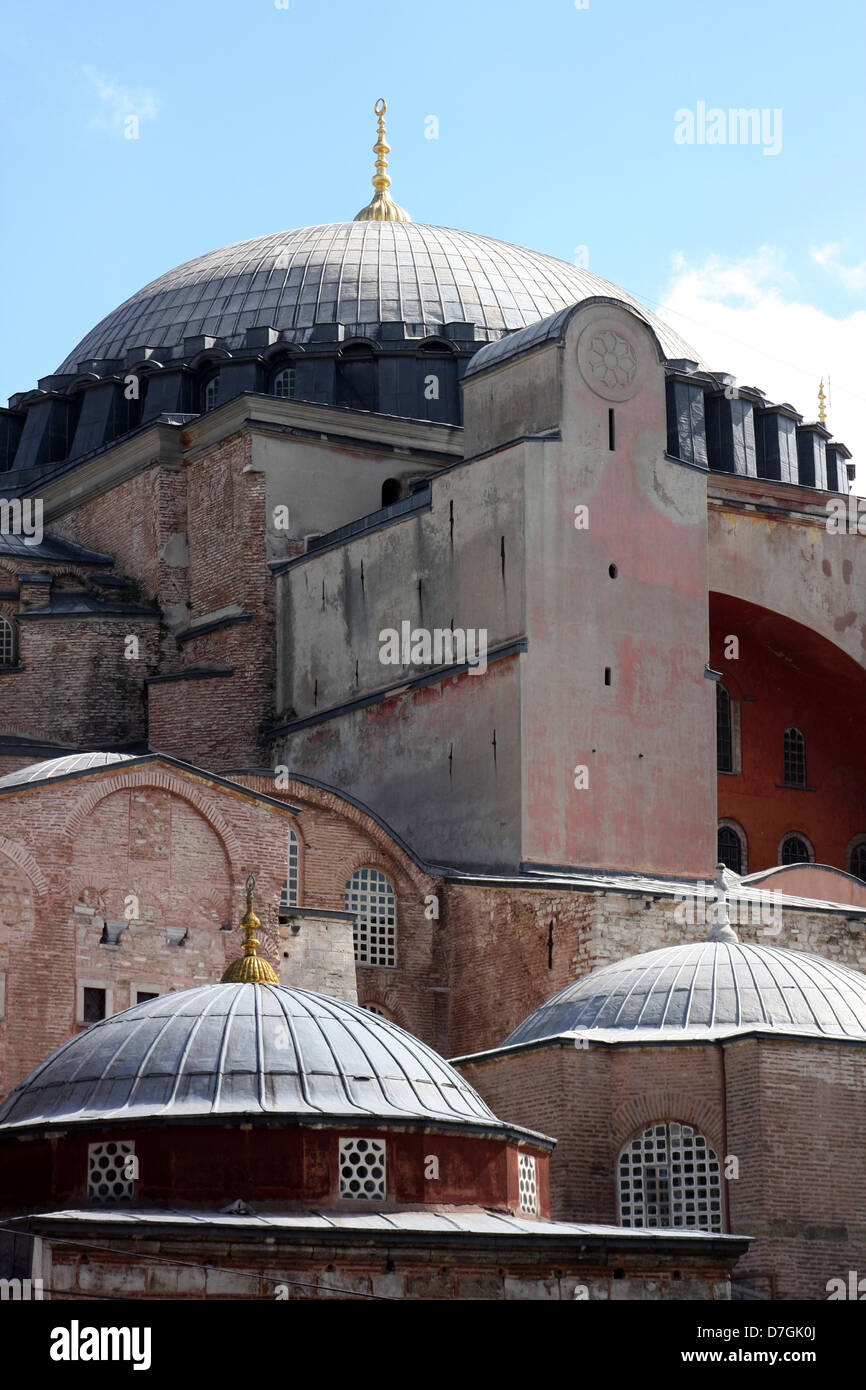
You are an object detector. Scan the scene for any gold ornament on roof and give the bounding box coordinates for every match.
[221,873,279,984]
[354,99,411,223]
[818,378,827,425]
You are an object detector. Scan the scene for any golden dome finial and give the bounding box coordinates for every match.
[818,378,827,425]
[354,98,411,223]
[221,873,279,984]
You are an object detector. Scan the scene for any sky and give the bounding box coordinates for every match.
[1,0,864,485]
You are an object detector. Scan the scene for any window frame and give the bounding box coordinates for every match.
[717,820,747,875]
[0,612,17,667]
[846,835,866,884]
[345,866,397,968]
[778,831,814,866]
[76,980,112,1025]
[617,1121,724,1233]
[782,726,807,788]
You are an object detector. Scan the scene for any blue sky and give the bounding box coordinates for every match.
[1,0,864,472]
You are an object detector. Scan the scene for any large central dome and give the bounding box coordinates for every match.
[59,221,697,372]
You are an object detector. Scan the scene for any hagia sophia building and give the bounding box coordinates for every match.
[0,101,863,1302]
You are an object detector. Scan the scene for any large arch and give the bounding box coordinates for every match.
[710,594,866,875]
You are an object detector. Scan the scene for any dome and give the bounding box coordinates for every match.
[0,982,501,1132]
[58,221,698,371]
[0,751,136,788]
[501,942,866,1047]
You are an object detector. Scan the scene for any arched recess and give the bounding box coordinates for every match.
[61,768,243,869]
[0,836,49,896]
[710,593,866,876]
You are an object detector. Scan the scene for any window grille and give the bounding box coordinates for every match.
[780,834,811,865]
[716,684,733,772]
[850,841,866,884]
[618,1122,723,1232]
[345,867,396,966]
[517,1153,539,1215]
[0,615,15,666]
[88,1141,135,1204]
[717,825,743,874]
[338,1137,386,1200]
[273,366,295,399]
[783,727,806,786]
[278,829,300,921]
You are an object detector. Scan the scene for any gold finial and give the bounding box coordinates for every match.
[818,378,827,425]
[221,873,279,984]
[353,98,411,223]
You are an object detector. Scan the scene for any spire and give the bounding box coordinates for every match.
[818,378,827,425]
[706,864,739,944]
[354,99,411,223]
[221,874,280,984]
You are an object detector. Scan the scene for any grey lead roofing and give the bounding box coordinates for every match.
[497,941,866,1048]
[0,983,506,1132]
[58,221,697,370]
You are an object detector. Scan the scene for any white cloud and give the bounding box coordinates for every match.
[655,249,866,492]
[810,242,866,294]
[82,67,158,134]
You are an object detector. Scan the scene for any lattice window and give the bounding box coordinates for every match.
[273,366,295,399]
[717,824,743,874]
[362,1003,390,1019]
[849,841,866,884]
[618,1122,723,1232]
[0,615,15,667]
[783,727,806,787]
[517,1153,539,1215]
[345,867,396,967]
[780,833,811,866]
[278,829,300,921]
[83,987,106,1023]
[88,1141,136,1204]
[716,684,733,773]
[338,1137,386,1200]
[203,374,220,412]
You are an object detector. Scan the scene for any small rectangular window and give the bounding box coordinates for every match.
[608,408,615,451]
[517,1153,539,1215]
[135,990,159,1004]
[83,987,106,1023]
[604,667,612,686]
[339,1137,387,1200]
[88,1141,136,1204]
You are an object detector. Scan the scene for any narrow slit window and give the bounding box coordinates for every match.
[608,408,615,451]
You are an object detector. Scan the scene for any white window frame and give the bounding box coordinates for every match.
[618,1121,723,1233]
[338,1137,387,1201]
[517,1152,539,1216]
[345,867,397,967]
[717,819,748,875]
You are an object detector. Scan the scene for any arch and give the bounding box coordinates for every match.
[617,1120,724,1233]
[417,337,455,354]
[778,830,814,865]
[61,768,243,869]
[717,819,747,874]
[846,834,866,884]
[0,834,49,895]
[381,477,403,507]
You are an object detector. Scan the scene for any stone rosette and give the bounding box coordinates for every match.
[577,321,641,401]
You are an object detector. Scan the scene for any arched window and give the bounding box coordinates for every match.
[381,478,402,507]
[716,684,733,773]
[779,832,813,865]
[345,867,396,967]
[847,838,866,884]
[0,614,16,667]
[273,366,295,399]
[618,1122,723,1232]
[717,822,745,874]
[361,1002,393,1020]
[278,828,300,921]
[783,727,807,787]
[202,374,220,412]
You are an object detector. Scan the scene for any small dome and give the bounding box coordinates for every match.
[502,942,866,1047]
[58,222,698,370]
[0,751,136,789]
[0,983,501,1132]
